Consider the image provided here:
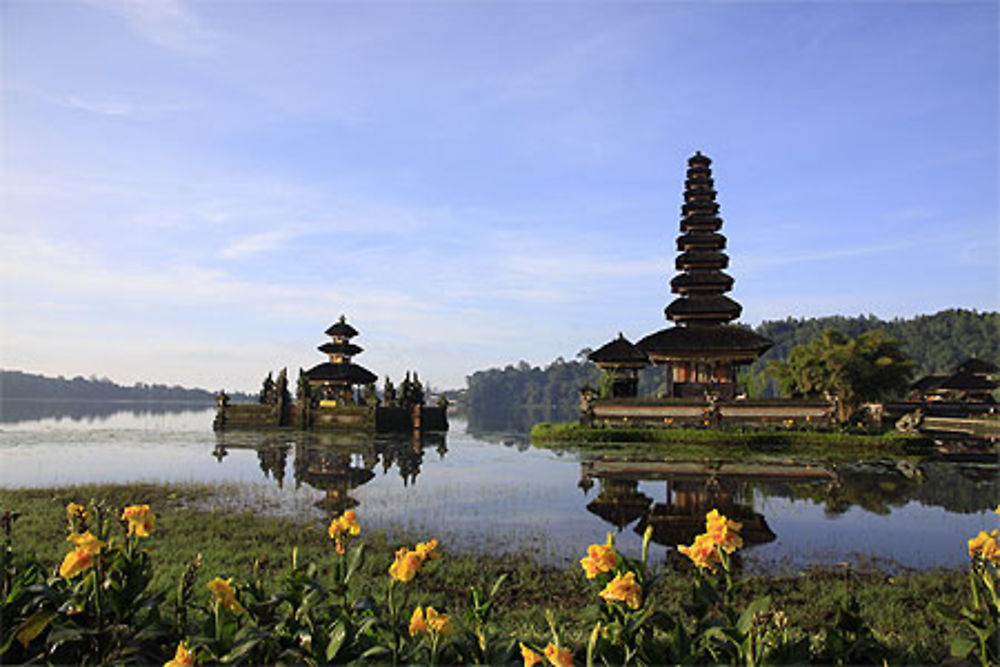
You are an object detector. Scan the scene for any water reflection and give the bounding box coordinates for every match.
[1,398,213,425]
[579,455,998,562]
[212,431,448,516]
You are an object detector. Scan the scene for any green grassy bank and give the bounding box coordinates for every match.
[530,422,934,460]
[0,482,976,663]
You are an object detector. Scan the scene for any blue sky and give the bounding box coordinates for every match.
[2,1,997,392]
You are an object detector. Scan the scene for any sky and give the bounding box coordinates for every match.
[2,0,997,392]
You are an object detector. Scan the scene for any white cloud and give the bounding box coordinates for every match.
[86,0,221,54]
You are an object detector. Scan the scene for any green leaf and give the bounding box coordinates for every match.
[220,638,262,664]
[14,610,56,648]
[360,645,391,660]
[929,601,964,622]
[586,621,601,667]
[736,595,771,635]
[326,621,347,662]
[949,636,976,658]
[489,572,509,600]
[345,543,366,584]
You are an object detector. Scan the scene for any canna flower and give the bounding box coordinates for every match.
[425,607,450,635]
[164,640,196,667]
[328,509,361,555]
[66,530,104,555]
[414,538,440,561]
[59,530,105,579]
[521,643,543,667]
[598,570,643,609]
[122,504,155,537]
[65,502,88,527]
[705,509,743,554]
[389,547,423,583]
[678,532,722,571]
[59,548,96,578]
[995,505,999,515]
[409,606,450,636]
[544,642,574,667]
[968,529,1000,564]
[409,606,427,636]
[207,577,244,614]
[580,533,619,579]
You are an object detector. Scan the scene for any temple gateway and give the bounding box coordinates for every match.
[584,153,834,428]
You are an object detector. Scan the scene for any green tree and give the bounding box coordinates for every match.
[766,329,913,422]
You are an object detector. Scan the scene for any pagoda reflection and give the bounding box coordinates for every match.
[212,430,448,515]
[580,460,781,558]
[294,437,377,514]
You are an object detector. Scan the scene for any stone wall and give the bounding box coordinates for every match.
[585,398,835,429]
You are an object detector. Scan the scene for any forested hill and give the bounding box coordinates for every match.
[0,370,238,402]
[465,309,999,432]
[750,309,1000,379]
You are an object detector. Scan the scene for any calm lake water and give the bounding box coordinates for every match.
[1,400,997,573]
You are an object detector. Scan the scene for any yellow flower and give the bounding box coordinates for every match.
[389,548,422,583]
[164,640,196,667]
[66,530,104,555]
[598,571,642,609]
[206,577,244,614]
[409,606,450,636]
[425,606,450,635]
[122,504,155,538]
[59,548,96,578]
[705,509,743,554]
[579,533,618,579]
[66,502,88,526]
[414,538,440,561]
[328,510,361,554]
[995,505,1000,515]
[678,532,721,571]
[968,529,1000,564]
[409,606,427,636]
[520,643,543,667]
[544,642,574,667]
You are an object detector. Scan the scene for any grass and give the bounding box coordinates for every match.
[530,422,935,460]
[0,482,972,662]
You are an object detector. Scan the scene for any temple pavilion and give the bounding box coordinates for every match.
[303,315,378,406]
[591,152,772,401]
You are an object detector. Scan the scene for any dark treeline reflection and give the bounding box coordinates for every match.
[0,399,214,424]
[212,431,447,516]
[580,456,999,560]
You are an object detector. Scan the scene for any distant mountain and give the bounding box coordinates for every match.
[0,370,250,403]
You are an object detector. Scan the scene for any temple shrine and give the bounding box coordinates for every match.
[583,153,834,428]
[304,315,378,406]
[214,316,447,432]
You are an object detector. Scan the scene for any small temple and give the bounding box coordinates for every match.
[304,315,378,406]
[583,152,834,428]
[214,316,447,432]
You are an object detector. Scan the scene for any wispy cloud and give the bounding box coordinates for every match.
[219,228,304,260]
[86,0,221,54]
[56,95,192,117]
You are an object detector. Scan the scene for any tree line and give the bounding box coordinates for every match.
[465,309,999,431]
[0,370,250,403]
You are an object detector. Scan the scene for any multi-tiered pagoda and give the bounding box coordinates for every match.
[635,152,772,400]
[304,315,378,405]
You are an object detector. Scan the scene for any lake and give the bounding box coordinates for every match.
[1,400,996,573]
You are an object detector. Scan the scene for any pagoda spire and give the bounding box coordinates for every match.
[664,152,742,326]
